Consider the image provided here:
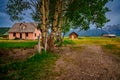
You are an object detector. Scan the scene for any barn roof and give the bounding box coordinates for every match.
[8,22,39,33]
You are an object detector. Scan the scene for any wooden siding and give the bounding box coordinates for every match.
[69,32,78,39]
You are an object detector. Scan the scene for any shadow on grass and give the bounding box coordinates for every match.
[0,51,59,80]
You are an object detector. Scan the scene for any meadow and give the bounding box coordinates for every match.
[0,52,59,80]
[0,40,37,48]
[65,37,120,56]
[64,37,120,45]
[0,37,120,80]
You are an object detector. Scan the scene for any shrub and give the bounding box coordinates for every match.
[63,40,75,46]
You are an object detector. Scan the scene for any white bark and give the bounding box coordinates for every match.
[45,33,48,52]
[38,35,41,53]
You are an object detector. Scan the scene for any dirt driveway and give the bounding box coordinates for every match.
[54,45,120,80]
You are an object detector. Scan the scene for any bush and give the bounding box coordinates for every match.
[63,40,75,46]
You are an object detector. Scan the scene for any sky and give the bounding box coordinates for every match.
[0,0,120,27]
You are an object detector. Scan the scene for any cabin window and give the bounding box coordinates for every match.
[26,32,28,37]
[35,33,36,37]
[13,33,16,37]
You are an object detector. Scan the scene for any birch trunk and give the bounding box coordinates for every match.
[57,17,62,44]
[44,0,49,52]
[38,35,41,53]
[40,0,49,50]
[48,0,61,51]
[57,0,64,44]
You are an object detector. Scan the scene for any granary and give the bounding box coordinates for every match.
[69,32,79,39]
[102,34,116,38]
[8,22,41,40]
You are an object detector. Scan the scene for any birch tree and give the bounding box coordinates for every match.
[6,0,112,52]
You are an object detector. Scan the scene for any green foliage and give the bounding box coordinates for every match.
[63,39,75,46]
[62,17,71,37]
[0,41,37,48]
[65,0,112,29]
[6,0,112,50]
[0,27,10,35]
[6,0,31,21]
[6,0,111,29]
[55,39,75,47]
[0,52,59,80]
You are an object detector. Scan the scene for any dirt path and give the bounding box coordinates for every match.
[54,45,120,80]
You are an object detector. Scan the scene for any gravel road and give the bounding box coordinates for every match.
[54,45,120,80]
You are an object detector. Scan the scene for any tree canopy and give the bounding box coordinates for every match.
[6,0,112,51]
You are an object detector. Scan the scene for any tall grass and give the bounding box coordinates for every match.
[103,44,120,57]
[0,51,59,80]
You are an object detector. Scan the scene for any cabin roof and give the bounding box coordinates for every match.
[8,22,39,33]
[69,32,79,36]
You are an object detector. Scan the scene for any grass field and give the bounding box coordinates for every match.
[0,40,37,48]
[64,37,120,56]
[64,37,120,45]
[0,52,59,80]
[0,40,59,80]
[0,37,120,80]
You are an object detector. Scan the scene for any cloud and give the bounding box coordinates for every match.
[0,0,8,12]
[0,12,13,27]
[0,0,120,27]
[105,0,120,25]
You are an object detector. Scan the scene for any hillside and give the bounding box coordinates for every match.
[103,24,120,36]
[0,27,10,35]
[65,29,108,37]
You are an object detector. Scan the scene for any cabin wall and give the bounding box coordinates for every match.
[69,33,78,39]
[9,32,20,39]
[9,29,41,40]
[33,29,41,40]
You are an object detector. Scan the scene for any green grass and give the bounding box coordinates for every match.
[0,40,37,48]
[69,37,120,45]
[63,39,75,46]
[0,37,120,80]
[103,44,120,57]
[0,51,59,80]
[103,44,116,49]
[64,37,120,57]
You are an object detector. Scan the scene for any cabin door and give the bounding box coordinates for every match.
[20,33,22,39]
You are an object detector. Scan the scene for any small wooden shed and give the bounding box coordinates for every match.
[69,32,78,39]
